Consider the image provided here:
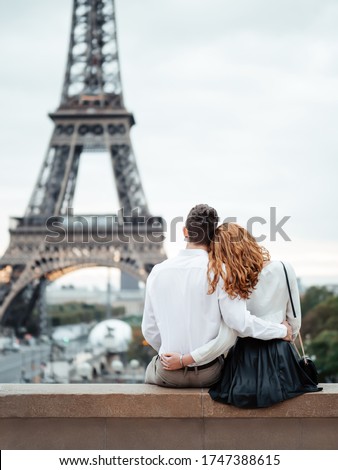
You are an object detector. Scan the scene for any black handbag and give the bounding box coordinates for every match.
[281,262,320,385]
[298,354,319,385]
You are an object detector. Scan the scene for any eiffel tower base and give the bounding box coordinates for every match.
[0,217,165,337]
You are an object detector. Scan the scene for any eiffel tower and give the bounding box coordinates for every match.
[0,0,166,336]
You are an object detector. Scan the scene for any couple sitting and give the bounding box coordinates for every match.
[142,204,320,408]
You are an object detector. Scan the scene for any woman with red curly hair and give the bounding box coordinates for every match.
[207,222,269,300]
[161,223,321,408]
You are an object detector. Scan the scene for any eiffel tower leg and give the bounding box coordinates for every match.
[110,143,149,215]
[55,144,82,215]
[1,275,44,338]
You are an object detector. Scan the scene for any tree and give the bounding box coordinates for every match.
[47,302,126,327]
[307,330,338,381]
[301,286,334,316]
[127,325,156,367]
[301,295,338,381]
[302,296,338,338]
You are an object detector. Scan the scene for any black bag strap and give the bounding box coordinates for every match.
[281,261,297,319]
[281,261,308,360]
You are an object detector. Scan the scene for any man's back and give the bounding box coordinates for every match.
[142,249,221,358]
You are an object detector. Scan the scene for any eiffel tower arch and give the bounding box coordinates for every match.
[0,0,166,336]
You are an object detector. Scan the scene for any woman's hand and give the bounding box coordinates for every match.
[160,353,182,370]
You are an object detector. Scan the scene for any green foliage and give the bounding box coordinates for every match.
[122,316,156,366]
[123,315,142,328]
[47,302,126,326]
[127,325,156,367]
[302,296,338,338]
[307,330,338,380]
[302,292,338,381]
[301,286,334,316]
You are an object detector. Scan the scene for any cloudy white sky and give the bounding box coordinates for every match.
[0,0,337,290]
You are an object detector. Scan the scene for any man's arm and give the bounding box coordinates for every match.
[218,287,290,340]
[141,275,161,352]
[161,320,237,370]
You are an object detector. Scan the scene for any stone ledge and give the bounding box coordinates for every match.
[0,383,336,419]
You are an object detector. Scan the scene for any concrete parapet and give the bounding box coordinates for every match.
[0,383,337,450]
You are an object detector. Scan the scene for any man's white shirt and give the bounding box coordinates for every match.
[142,249,287,365]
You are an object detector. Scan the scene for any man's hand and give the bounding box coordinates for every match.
[160,353,182,370]
[281,320,292,342]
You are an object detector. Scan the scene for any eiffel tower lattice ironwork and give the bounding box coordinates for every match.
[0,0,166,336]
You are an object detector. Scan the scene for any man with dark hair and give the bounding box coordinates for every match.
[185,204,219,246]
[142,204,292,387]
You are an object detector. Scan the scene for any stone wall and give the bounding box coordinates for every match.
[0,384,337,450]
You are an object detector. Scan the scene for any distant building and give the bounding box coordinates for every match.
[46,285,145,316]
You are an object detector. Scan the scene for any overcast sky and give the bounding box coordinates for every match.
[0,0,337,290]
